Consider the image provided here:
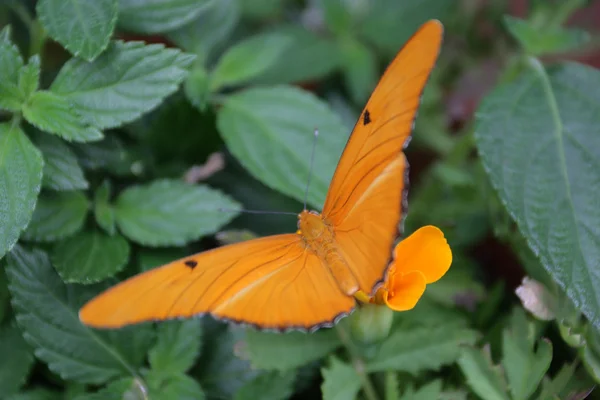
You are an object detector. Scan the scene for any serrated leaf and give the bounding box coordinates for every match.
[149,320,202,375]
[114,180,240,246]
[147,372,205,400]
[167,0,239,60]
[6,246,154,384]
[245,329,341,371]
[366,326,479,373]
[210,33,291,90]
[339,37,377,105]
[22,91,103,142]
[217,86,347,209]
[0,122,43,259]
[458,347,509,400]
[118,0,212,34]
[32,133,88,191]
[0,324,35,396]
[52,230,130,283]
[503,16,590,56]
[18,56,40,99]
[252,25,340,85]
[51,40,195,129]
[475,61,600,329]
[94,181,115,235]
[234,370,296,400]
[22,191,89,242]
[0,26,25,111]
[321,357,360,400]
[37,0,117,61]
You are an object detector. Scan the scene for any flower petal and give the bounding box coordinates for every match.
[384,270,426,311]
[392,225,452,284]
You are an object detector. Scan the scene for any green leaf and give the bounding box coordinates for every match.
[234,370,296,400]
[0,122,43,259]
[114,180,240,246]
[359,0,454,55]
[167,0,240,60]
[0,324,35,396]
[118,0,212,34]
[457,347,509,400]
[72,378,145,400]
[339,37,377,105]
[147,373,205,400]
[184,67,210,111]
[321,357,361,400]
[37,0,117,61]
[18,56,40,99]
[6,246,154,384]
[149,320,202,375]
[210,33,291,90]
[252,25,340,84]
[400,381,443,400]
[51,40,195,129]
[366,326,479,373]
[22,91,103,142]
[32,133,88,191]
[0,26,25,112]
[245,329,341,371]
[503,16,590,56]
[22,191,89,242]
[52,230,130,283]
[475,61,600,329]
[94,181,115,235]
[5,389,61,400]
[217,86,347,209]
[0,266,9,324]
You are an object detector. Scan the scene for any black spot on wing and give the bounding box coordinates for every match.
[184,260,198,269]
[363,109,372,125]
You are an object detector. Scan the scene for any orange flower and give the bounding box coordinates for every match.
[355,226,452,311]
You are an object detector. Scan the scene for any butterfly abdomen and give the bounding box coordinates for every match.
[297,210,359,295]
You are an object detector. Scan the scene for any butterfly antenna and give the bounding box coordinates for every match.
[303,128,319,210]
[219,208,297,216]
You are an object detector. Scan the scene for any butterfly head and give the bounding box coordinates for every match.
[297,209,329,240]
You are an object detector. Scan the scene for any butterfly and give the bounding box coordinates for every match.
[80,20,444,331]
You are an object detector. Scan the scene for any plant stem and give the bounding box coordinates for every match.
[335,324,380,400]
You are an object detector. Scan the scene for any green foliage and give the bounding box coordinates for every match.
[1,0,599,398]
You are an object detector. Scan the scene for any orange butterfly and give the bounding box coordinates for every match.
[80,20,444,331]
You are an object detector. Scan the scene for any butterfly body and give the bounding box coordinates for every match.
[79,20,444,331]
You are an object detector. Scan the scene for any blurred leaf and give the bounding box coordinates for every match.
[234,370,296,400]
[72,378,143,400]
[94,181,116,235]
[475,61,600,329]
[22,191,89,242]
[5,389,61,400]
[184,66,210,111]
[319,0,354,36]
[321,357,360,400]
[52,230,130,283]
[0,324,35,396]
[400,380,443,400]
[71,134,127,171]
[540,363,578,399]
[0,26,25,111]
[18,56,40,99]
[360,0,453,55]
[339,37,377,105]
[51,41,195,129]
[458,347,509,400]
[32,133,88,191]
[503,16,590,56]
[114,180,240,246]
[6,246,154,384]
[167,0,240,61]
[385,371,400,400]
[366,326,479,373]
[252,25,340,84]
[217,86,347,209]
[147,372,205,399]
[245,329,341,371]
[210,33,291,91]
[118,0,212,34]
[238,0,286,20]
[22,91,103,142]
[137,247,189,272]
[37,0,117,60]
[0,266,8,324]
[149,320,202,375]
[0,122,43,259]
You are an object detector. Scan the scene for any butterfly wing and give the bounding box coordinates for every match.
[80,234,354,329]
[323,20,443,294]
